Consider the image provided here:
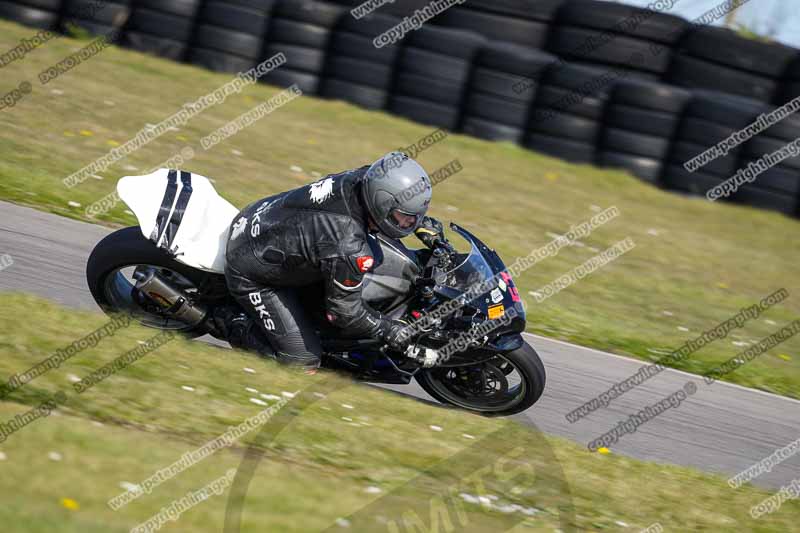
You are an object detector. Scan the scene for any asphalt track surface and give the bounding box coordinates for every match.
[1,200,798,490]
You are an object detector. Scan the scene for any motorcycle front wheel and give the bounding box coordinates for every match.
[414,343,546,416]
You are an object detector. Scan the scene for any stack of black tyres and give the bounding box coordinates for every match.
[260,0,345,95]
[524,63,612,163]
[668,25,797,103]
[597,79,689,184]
[547,0,687,82]
[123,0,202,60]
[461,42,557,143]
[660,91,791,212]
[775,54,800,106]
[320,11,400,110]
[326,0,433,18]
[389,25,486,130]
[188,0,276,73]
[434,0,565,49]
[735,102,800,215]
[0,0,61,29]
[60,0,131,36]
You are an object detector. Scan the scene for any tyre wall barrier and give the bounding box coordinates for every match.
[662,91,800,215]
[2,0,799,215]
[598,79,690,185]
[123,0,203,61]
[320,11,401,110]
[259,0,345,95]
[461,42,556,143]
[388,24,486,130]
[1,0,62,30]
[525,63,613,164]
[187,0,277,74]
[60,0,131,36]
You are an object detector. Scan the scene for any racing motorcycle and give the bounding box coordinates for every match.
[86,170,545,416]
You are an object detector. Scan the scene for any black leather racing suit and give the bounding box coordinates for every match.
[224,166,395,368]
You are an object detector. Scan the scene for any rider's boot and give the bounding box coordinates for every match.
[211,307,276,360]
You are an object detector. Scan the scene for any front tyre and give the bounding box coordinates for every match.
[415,343,546,416]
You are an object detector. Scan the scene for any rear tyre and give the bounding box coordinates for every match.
[415,342,546,416]
[86,226,213,337]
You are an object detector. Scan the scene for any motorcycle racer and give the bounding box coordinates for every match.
[219,152,446,372]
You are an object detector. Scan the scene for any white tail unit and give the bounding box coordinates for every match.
[117,169,239,274]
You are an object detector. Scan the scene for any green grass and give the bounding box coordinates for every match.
[1,293,798,532]
[0,19,799,401]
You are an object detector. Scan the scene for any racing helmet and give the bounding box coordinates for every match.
[361,152,432,239]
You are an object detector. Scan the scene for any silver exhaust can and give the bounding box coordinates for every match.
[133,269,208,327]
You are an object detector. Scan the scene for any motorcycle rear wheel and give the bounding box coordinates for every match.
[415,343,546,416]
[86,226,212,337]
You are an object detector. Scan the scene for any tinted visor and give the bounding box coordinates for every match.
[388,208,418,231]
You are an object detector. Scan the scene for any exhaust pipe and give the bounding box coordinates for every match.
[133,269,208,327]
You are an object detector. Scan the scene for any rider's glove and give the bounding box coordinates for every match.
[414,216,447,249]
[405,345,444,368]
[383,320,415,352]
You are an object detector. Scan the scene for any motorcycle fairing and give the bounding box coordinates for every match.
[117,169,239,274]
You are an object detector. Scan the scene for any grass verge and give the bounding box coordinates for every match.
[0,293,798,532]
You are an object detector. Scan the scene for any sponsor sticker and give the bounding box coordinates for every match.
[488,304,505,320]
[491,288,503,303]
[356,256,374,272]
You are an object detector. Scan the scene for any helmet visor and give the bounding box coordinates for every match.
[388,208,418,231]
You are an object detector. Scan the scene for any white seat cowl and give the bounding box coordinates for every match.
[117,169,239,274]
